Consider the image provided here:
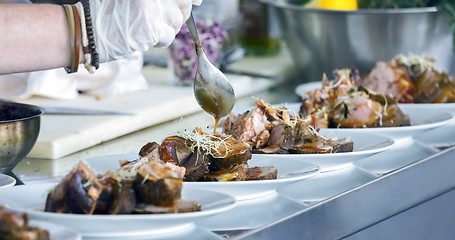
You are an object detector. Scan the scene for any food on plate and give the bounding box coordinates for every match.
[222,98,354,154]
[362,54,455,103]
[0,206,50,240]
[299,69,410,129]
[138,127,278,181]
[45,160,200,215]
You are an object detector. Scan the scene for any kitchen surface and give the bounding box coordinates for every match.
[4,45,455,239]
[1,1,455,240]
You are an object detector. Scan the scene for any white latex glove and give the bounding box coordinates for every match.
[90,0,203,63]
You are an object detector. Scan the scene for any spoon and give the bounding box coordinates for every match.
[186,13,235,120]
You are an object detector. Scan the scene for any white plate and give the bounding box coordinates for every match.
[0,174,16,188]
[295,81,455,112]
[355,138,439,177]
[252,129,395,172]
[29,220,82,240]
[294,81,321,97]
[86,153,320,201]
[0,183,236,238]
[400,102,455,113]
[281,102,453,140]
[403,103,455,148]
[277,165,377,204]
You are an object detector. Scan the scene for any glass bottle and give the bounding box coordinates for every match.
[239,0,281,56]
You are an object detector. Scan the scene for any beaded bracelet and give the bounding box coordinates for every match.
[78,0,99,73]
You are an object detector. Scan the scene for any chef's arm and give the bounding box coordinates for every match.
[0,3,82,74]
[0,0,203,75]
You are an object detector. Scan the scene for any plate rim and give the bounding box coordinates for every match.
[29,220,82,240]
[85,153,321,181]
[0,173,16,188]
[0,182,237,220]
[85,153,321,200]
[279,102,453,132]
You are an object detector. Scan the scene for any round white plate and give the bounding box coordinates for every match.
[29,220,82,240]
[86,153,320,201]
[252,129,395,172]
[404,103,455,148]
[400,102,455,113]
[0,183,236,238]
[294,81,322,97]
[281,103,453,141]
[295,81,455,114]
[0,173,16,188]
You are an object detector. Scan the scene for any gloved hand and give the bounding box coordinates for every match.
[90,0,203,63]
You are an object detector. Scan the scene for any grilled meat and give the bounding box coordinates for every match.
[362,54,455,103]
[139,128,254,182]
[300,69,410,128]
[199,163,249,182]
[133,160,183,207]
[247,166,278,181]
[0,206,50,240]
[45,161,103,214]
[94,173,137,215]
[44,157,199,215]
[223,98,354,154]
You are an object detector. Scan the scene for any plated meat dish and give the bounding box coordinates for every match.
[362,54,455,104]
[45,128,279,216]
[0,206,49,240]
[45,160,201,215]
[222,98,354,154]
[139,127,278,182]
[299,68,410,129]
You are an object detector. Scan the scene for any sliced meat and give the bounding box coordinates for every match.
[133,161,183,207]
[247,166,278,180]
[199,164,249,182]
[45,161,103,214]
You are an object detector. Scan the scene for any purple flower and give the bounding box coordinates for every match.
[170,20,229,82]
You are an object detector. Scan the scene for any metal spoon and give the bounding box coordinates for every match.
[186,13,235,119]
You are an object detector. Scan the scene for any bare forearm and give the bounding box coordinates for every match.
[0,3,79,74]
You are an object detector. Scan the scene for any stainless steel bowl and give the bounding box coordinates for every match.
[0,101,43,174]
[261,0,454,81]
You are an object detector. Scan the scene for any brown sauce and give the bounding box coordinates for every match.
[213,117,220,133]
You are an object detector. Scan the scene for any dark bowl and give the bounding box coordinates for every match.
[0,101,43,174]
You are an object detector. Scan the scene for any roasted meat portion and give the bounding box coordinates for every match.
[45,157,198,215]
[94,172,136,215]
[223,98,354,154]
[138,128,278,181]
[138,128,263,182]
[133,160,183,207]
[362,54,455,103]
[300,69,410,128]
[0,206,49,240]
[247,166,278,181]
[45,161,104,214]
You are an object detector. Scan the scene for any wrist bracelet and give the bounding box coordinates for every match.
[72,5,81,73]
[78,0,99,73]
[63,4,79,73]
[63,1,99,74]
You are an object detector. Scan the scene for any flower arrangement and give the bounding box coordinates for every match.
[169,21,229,85]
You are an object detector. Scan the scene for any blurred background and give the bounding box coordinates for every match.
[2,0,454,85]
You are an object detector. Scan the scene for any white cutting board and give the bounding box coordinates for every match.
[21,74,278,159]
